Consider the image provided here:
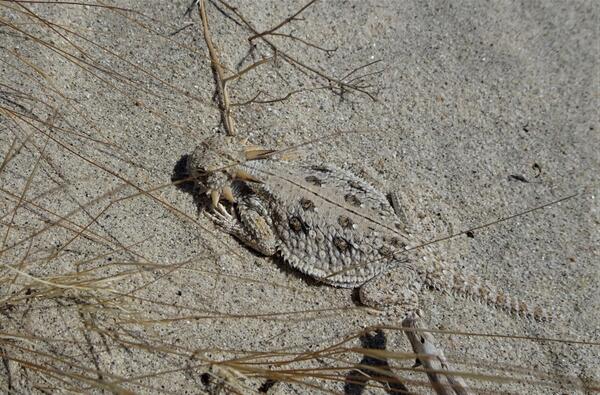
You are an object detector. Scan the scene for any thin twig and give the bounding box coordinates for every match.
[248,0,318,42]
[232,86,331,107]
[269,32,337,54]
[223,57,272,83]
[216,0,379,101]
[342,59,382,80]
[197,0,235,135]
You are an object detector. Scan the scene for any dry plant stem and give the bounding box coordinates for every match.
[248,0,318,42]
[402,313,471,395]
[223,57,272,84]
[197,0,235,136]
[216,0,378,100]
[269,32,337,54]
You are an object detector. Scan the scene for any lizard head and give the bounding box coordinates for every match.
[187,134,274,210]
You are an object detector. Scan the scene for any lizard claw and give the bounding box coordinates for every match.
[208,203,233,223]
[216,202,232,218]
[206,201,239,232]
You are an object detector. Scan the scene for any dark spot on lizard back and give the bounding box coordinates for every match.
[389,237,406,249]
[289,216,309,234]
[348,180,368,192]
[300,198,315,211]
[344,193,362,207]
[338,215,354,229]
[311,165,331,173]
[305,175,322,186]
[378,245,393,258]
[333,236,350,252]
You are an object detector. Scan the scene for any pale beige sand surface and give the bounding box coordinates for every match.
[0,1,598,393]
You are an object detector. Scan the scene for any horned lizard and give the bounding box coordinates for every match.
[188,135,552,321]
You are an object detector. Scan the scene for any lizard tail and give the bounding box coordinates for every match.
[424,263,555,322]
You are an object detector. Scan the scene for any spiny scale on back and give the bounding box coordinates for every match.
[188,134,553,322]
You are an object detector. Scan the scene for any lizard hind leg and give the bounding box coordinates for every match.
[358,268,423,317]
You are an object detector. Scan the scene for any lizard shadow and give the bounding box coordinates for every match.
[344,329,410,395]
[172,154,200,199]
[171,154,329,287]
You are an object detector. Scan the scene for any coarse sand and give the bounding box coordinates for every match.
[0,1,598,393]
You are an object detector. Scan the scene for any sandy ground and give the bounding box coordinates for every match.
[0,1,598,393]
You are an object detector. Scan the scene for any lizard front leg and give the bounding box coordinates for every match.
[207,195,278,257]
